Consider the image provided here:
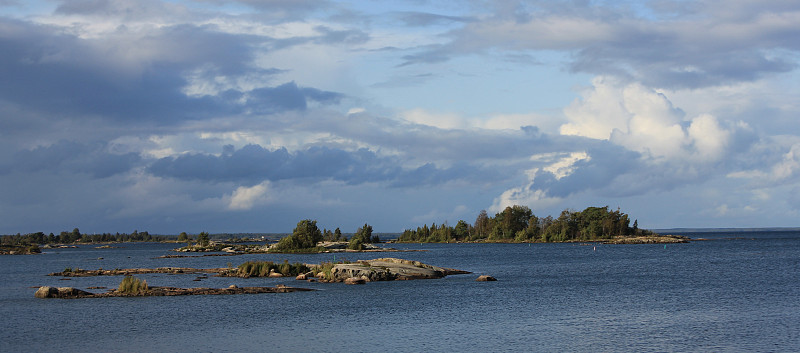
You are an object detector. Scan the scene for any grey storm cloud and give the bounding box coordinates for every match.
[0,19,250,121]
[52,0,332,21]
[4,141,141,178]
[399,1,800,89]
[523,143,644,199]
[146,144,399,184]
[146,143,498,187]
[310,113,568,163]
[395,11,474,27]
[247,82,343,113]
[569,36,797,89]
[54,0,179,19]
[398,50,451,67]
[389,162,493,188]
[0,17,345,125]
[228,0,333,19]
[271,26,369,50]
[524,122,765,201]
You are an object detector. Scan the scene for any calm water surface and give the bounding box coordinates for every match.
[1,231,798,352]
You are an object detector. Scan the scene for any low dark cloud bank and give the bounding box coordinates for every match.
[147,144,499,187]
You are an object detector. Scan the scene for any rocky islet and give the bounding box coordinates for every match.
[38,258,484,298]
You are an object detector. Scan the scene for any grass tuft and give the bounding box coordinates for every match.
[118,275,149,294]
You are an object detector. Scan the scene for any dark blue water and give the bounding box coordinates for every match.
[1,232,798,352]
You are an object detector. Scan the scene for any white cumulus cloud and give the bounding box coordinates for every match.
[561,77,738,162]
[227,181,272,210]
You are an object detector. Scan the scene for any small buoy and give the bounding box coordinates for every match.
[593,246,596,251]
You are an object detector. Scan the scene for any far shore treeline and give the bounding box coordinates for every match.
[0,228,164,247]
[1,205,652,249]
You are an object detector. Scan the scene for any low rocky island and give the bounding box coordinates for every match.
[38,258,481,298]
[171,241,415,255]
[49,258,472,283]
[35,284,313,299]
[50,267,231,277]
[0,244,41,255]
[316,258,471,283]
[602,235,689,244]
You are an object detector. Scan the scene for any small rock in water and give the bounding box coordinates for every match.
[344,277,366,285]
[476,275,497,282]
[35,286,57,298]
[35,286,92,298]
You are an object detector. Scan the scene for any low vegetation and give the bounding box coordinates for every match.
[312,260,354,280]
[347,224,380,250]
[237,260,310,277]
[118,275,149,294]
[0,244,41,255]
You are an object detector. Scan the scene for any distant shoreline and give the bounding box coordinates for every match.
[655,227,800,233]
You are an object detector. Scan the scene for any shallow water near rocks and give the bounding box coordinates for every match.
[1,231,798,352]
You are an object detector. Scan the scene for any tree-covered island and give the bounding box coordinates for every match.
[269,220,381,252]
[262,205,685,251]
[396,205,686,244]
[171,220,387,254]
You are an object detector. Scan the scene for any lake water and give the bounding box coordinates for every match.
[1,231,798,352]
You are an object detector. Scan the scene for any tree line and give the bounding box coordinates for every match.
[396,205,652,243]
[1,228,163,246]
[1,205,650,248]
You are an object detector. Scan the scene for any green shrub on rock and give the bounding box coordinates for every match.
[270,220,324,252]
[236,260,310,277]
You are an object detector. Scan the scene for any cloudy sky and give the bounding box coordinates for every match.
[1,0,799,234]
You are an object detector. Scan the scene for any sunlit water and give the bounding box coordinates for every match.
[1,231,798,352]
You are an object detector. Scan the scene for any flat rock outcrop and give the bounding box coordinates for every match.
[318,242,392,252]
[344,277,367,285]
[604,235,689,244]
[35,286,93,298]
[327,258,470,282]
[35,285,314,299]
[48,258,471,285]
[50,267,235,277]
